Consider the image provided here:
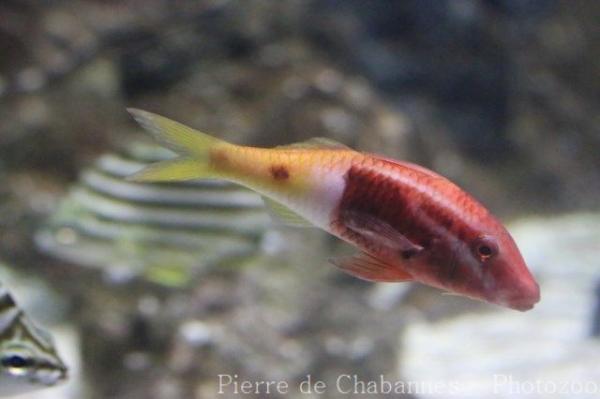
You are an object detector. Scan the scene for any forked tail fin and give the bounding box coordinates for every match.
[126,109,230,182]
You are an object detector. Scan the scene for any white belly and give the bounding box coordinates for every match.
[268,165,347,231]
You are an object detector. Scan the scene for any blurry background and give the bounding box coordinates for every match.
[0,0,598,398]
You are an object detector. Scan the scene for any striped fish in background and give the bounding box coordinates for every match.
[0,281,67,397]
[35,141,271,286]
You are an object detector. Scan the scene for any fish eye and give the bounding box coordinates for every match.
[1,354,34,374]
[473,235,498,261]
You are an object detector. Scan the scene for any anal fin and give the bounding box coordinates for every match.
[261,196,314,227]
[330,252,414,282]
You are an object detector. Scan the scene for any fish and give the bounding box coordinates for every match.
[0,282,67,396]
[126,109,540,311]
[35,140,269,287]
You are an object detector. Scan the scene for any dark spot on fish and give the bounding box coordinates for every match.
[270,165,289,180]
[400,248,419,260]
[210,149,229,167]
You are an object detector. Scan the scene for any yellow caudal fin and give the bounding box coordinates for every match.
[127,157,209,182]
[126,109,229,182]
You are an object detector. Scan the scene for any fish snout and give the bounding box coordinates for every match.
[490,278,540,311]
[513,279,540,311]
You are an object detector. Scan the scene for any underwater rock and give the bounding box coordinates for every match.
[401,213,600,398]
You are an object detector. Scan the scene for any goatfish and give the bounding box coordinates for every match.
[0,282,67,396]
[127,109,540,311]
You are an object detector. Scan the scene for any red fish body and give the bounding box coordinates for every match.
[127,109,540,311]
[329,156,540,311]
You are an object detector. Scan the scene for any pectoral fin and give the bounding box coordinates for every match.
[330,252,414,282]
[342,210,423,258]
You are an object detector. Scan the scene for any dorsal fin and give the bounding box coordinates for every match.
[276,137,351,150]
[370,154,444,179]
[261,196,314,227]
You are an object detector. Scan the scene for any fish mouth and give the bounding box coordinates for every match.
[508,299,536,312]
[489,281,541,311]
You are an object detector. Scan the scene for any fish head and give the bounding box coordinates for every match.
[440,222,540,311]
[478,229,540,311]
[0,340,67,396]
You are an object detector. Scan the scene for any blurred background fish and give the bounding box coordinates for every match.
[35,141,270,287]
[0,279,67,397]
[0,1,598,398]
